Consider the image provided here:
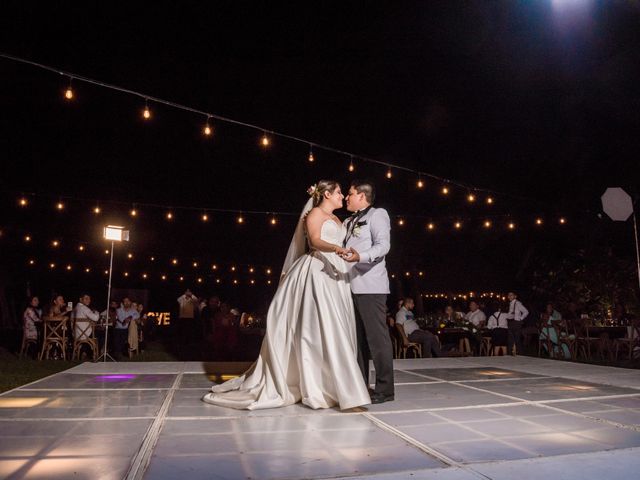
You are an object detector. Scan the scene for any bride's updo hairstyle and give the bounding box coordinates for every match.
[310,180,339,208]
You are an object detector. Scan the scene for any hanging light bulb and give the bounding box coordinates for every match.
[386,167,392,179]
[143,100,151,120]
[261,132,270,147]
[483,220,492,228]
[348,156,355,172]
[230,266,236,272]
[78,245,85,251]
[203,116,213,136]
[66,264,72,271]
[442,185,449,195]
[64,78,74,100]
[202,212,209,222]
[24,235,31,242]
[127,253,133,259]
[142,273,148,279]
[28,259,35,265]
[454,221,462,229]
[397,218,405,226]
[237,215,244,224]
[193,261,198,268]
[172,258,178,265]
[50,263,56,269]
[427,222,435,231]
[179,276,184,281]
[535,218,543,226]
[150,256,155,261]
[123,272,129,277]
[559,217,567,224]
[166,211,173,220]
[270,215,277,225]
[508,222,516,230]
[467,193,476,203]
[308,145,314,162]
[18,197,28,207]
[249,267,255,273]
[266,268,272,275]
[197,277,203,283]
[130,208,138,217]
[417,176,424,189]
[52,240,60,247]
[161,275,167,281]
[216,278,221,284]
[212,264,218,270]
[56,201,65,210]
[486,196,494,205]
[93,206,101,214]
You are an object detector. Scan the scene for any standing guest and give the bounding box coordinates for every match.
[23,296,41,355]
[465,300,486,327]
[115,297,139,358]
[506,291,529,355]
[73,294,100,340]
[487,302,510,354]
[395,298,441,358]
[201,296,221,335]
[137,303,148,351]
[177,289,199,348]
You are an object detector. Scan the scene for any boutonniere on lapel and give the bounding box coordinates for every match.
[352,220,367,238]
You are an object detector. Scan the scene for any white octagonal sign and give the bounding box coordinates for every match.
[601,187,633,221]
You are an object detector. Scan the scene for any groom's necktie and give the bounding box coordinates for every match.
[343,206,371,247]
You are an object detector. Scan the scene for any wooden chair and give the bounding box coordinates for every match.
[614,320,640,360]
[39,317,68,360]
[574,319,605,361]
[395,324,422,359]
[19,331,38,358]
[72,318,98,361]
[479,336,492,356]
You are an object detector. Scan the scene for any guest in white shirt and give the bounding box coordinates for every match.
[177,289,200,352]
[395,298,440,358]
[507,291,529,355]
[73,294,100,340]
[465,301,486,327]
[487,302,510,349]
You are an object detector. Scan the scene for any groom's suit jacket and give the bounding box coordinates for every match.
[343,207,391,294]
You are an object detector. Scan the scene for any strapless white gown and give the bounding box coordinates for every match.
[203,219,370,410]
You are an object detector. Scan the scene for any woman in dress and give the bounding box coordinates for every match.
[203,180,371,410]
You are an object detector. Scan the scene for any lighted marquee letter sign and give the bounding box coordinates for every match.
[147,312,171,326]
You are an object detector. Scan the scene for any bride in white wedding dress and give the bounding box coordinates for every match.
[203,180,371,410]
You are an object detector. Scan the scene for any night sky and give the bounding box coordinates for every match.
[2,1,640,310]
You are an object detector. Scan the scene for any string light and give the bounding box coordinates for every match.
[483,220,492,228]
[166,211,173,220]
[454,221,462,230]
[93,206,101,214]
[197,277,203,283]
[216,279,221,284]
[130,208,138,217]
[28,259,35,265]
[50,263,56,269]
[559,217,566,224]
[308,145,314,162]
[201,212,209,222]
[386,167,392,179]
[237,215,244,224]
[143,100,151,120]
[427,222,435,231]
[52,240,59,247]
[172,258,178,265]
[230,266,236,272]
[535,218,543,226]
[233,279,238,285]
[203,116,212,136]
[56,201,64,210]
[179,276,184,281]
[127,253,133,259]
[78,245,85,251]
[249,267,255,273]
[442,185,449,195]
[64,78,73,100]
[150,256,155,261]
[104,249,110,255]
[508,222,516,230]
[123,272,129,277]
[193,262,198,268]
[417,176,424,189]
[142,273,148,279]
[405,272,410,277]
[266,268,272,275]
[270,215,277,225]
[18,197,28,207]
[261,131,270,147]
[161,275,167,280]
[66,264,72,271]
[212,264,218,270]
[486,196,494,205]
[397,218,405,226]
[467,193,476,203]
[250,279,255,285]
[348,156,355,172]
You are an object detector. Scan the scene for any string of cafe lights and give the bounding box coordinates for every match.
[11,192,570,230]
[1,52,540,205]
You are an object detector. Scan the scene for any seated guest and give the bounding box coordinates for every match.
[465,300,486,327]
[396,297,441,358]
[73,294,100,340]
[46,295,70,319]
[444,305,456,322]
[115,298,139,358]
[539,302,571,358]
[23,296,41,344]
[487,302,510,353]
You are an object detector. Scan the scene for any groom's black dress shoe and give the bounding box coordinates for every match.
[370,393,394,404]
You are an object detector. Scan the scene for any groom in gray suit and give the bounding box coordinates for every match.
[342,180,394,404]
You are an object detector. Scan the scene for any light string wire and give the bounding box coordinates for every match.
[1,51,537,203]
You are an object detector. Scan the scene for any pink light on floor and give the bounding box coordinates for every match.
[94,374,136,382]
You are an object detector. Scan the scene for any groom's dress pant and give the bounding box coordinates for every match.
[353,294,394,397]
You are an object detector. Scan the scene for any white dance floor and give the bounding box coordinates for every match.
[1,356,640,479]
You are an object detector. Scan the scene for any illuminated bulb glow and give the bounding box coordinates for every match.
[237,216,244,224]
[486,197,494,204]
[19,197,28,206]
[56,202,64,210]
[93,206,101,214]
[261,133,270,147]
[559,217,566,224]
[508,223,516,230]
[172,259,178,265]
[202,213,209,221]
[467,194,476,202]
[398,219,404,226]
[417,178,424,188]
[484,221,491,228]
[308,148,314,162]
[203,123,212,136]
[65,87,73,100]
[270,216,277,225]
[442,186,449,195]
[166,212,173,220]
[427,223,435,230]
[348,161,355,172]
[52,240,59,247]
[143,105,151,119]
[193,262,198,268]
[536,218,543,225]
[24,235,31,242]
[454,222,462,229]
[386,168,392,179]
[79,245,85,251]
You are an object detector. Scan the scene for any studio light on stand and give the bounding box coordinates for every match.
[97,225,130,362]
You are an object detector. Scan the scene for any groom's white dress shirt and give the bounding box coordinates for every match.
[344,207,391,294]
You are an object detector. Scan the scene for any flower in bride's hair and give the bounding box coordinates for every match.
[307,184,317,196]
